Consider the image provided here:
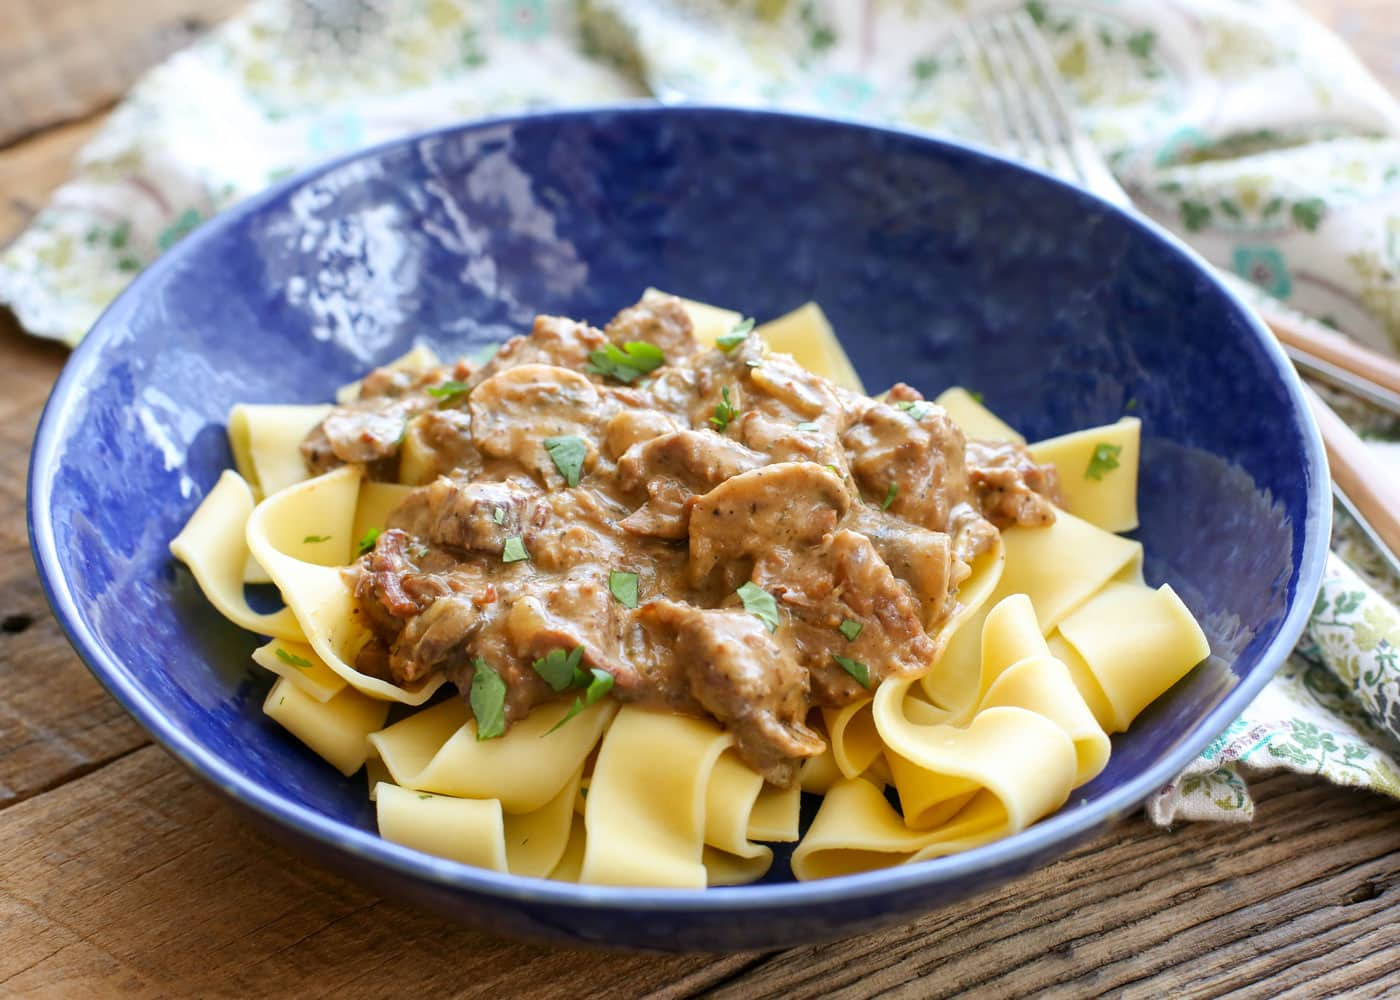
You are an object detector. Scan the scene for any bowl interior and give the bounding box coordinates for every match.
[30,106,1326,946]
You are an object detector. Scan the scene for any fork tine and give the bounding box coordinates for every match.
[1005,12,1133,207]
[966,18,1044,170]
[991,14,1080,182]
[954,11,1133,208]
[951,22,1010,153]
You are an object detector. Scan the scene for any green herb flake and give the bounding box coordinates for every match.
[502,535,530,563]
[833,654,871,688]
[302,534,331,544]
[710,386,739,431]
[838,619,863,642]
[356,528,380,556]
[895,399,933,421]
[881,481,899,511]
[533,646,585,693]
[493,507,506,525]
[418,793,433,800]
[543,434,587,487]
[716,317,755,351]
[823,463,841,476]
[1085,442,1122,481]
[275,648,313,669]
[609,569,640,609]
[586,341,666,383]
[969,390,985,404]
[470,657,508,740]
[1125,397,1139,412]
[545,668,616,735]
[427,379,472,405]
[795,420,820,432]
[737,581,780,633]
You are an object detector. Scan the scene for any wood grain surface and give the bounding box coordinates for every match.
[4,1,1400,997]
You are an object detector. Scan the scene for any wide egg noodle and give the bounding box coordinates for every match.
[754,302,866,394]
[979,654,1110,788]
[228,404,333,502]
[548,818,588,882]
[580,706,735,889]
[934,388,1026,444]
[701,750,774,886]
[1030,417,1142,533]
[353,480,415,544]
[1054,581,1212,733]
[375,782,508,871]
[371,697,615,814]
[503,765,586,878]
[994,507,1142,635]
[822,699,881,780]
[246,465,445,705]
[747,782,801,843]
[262,675,389,776]
[250,637,347,703]
[791,776,1016,880]
[169,470,304,641]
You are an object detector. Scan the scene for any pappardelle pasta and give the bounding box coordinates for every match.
[171,291,1209,887]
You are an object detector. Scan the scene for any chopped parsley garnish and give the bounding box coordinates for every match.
[302,534,331,544]
[470,658,507,740]
[418,793,433,800]
[609,570,640,609]
[356,528,380,556]
[716,317,755,351]
[969,390,985,404]
[533,646,586,693]
[737,581,780,633]
[545,668,616,735]
[895,399,934,421]
[543,434,587,487]
[492,507,506,525]
[586,341,666,383]
[427,380,472,406]
[833,654,871,688]
[710,386,739,431]
[1125,397,1139,412]
[502,535,529,563]
[838,619,863,642]
[1085,442,1122,481]
[823,463,841,476]
[275,648,313,669]
[881,481,899,511]
[795,420,820,432]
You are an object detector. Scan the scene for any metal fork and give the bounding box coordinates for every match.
[956,10,1400,412]
[957,10,1400,580]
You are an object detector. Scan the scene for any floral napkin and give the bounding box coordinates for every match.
[7,0,1400,822]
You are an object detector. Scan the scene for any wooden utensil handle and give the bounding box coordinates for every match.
[1262,305,1400,398]
[1303,383,1400,559]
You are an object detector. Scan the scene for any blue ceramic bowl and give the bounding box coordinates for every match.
[29,105,1329,951]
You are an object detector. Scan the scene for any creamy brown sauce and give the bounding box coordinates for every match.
[306,297,1059,785]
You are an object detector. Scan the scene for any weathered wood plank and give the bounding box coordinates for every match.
[0,746,763,998]
[706,775,1400,999]
[3,745,1399,997]
[0,314,150,810]
[0,0,244,147]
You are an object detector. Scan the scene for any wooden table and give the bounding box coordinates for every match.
[4,2,1400,996]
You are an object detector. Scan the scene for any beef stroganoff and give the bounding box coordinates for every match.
[171,292,1208,887]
